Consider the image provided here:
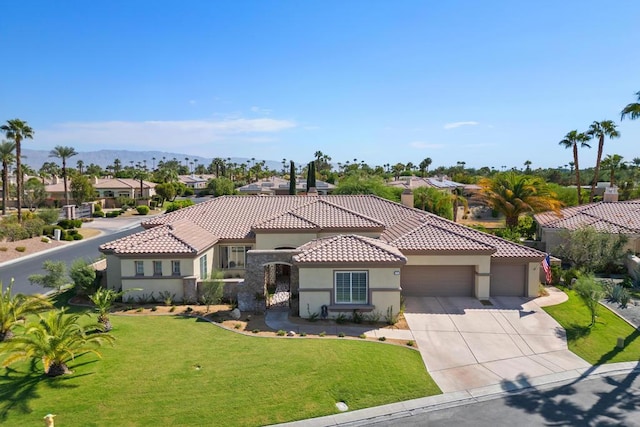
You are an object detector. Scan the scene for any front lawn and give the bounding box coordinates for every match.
[543,289,640,365]
[0,315,439,426]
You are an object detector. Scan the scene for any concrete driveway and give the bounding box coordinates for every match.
[404,289,591,393]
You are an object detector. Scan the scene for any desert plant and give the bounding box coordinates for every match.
[69,258,98,296]
[384,306,399,325]
[277,330,286,336]
[136,205,150,215]
[406,340,415,347]
[0,308,115,377]
[378,336,387,341]
[338,332,345,338]
[90,287,139,332]
[574,274,604,327]
[359,334,367,339]
[15,246,26,253]
[0,279,53,341]
[352,310,363,324]
[605,283,631,309]
[158,290,176,306]
[252,329,260,334]
[335,313,349,324]
[318,331,326,337]
[365,310,382,325]
[300,331,307,337]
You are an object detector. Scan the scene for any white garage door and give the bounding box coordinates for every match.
[490,263,526,296]
[401,266,475,297]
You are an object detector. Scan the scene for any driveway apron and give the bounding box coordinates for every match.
[404,292,591,393]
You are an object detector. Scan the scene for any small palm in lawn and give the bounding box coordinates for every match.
[0,280,53,341]
[89,287,129,332]
[1,308,115,377]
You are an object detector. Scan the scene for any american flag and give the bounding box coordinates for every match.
[541,255,552,284]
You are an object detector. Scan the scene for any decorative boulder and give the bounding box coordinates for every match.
[287,331,296,337]
[230,308,241,320]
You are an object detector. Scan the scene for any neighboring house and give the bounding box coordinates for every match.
[178,174,210,190]
[388,176,470,192]
[534,194,640,255]
[100,194,546,318]
[45,177,156,207]
[237,176,336,195]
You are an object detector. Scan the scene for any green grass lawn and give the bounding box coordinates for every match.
[543,289,640,365]
[0,315,440,427]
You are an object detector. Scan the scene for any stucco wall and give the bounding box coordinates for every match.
[105,254,122,290]
[255,233,317,250]
[121,278,184,302]
[298,267,401,319]
[527,261,541,297]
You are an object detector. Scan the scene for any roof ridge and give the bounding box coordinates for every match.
[252,198,319,228]
[167,222,198,253]
[393,218,495,250]
[315,198,386,226]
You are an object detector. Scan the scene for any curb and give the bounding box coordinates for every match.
[271,362,640,426]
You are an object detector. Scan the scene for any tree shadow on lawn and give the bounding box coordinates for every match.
[555,323,593,341]
[501,328,640,425]
[0,356,96,422]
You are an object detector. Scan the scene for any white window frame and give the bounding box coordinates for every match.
[200,254,208,279]
[334,271,368,304]
[171,260,181,276]
[153,261,162,276]
[134,261,144,276]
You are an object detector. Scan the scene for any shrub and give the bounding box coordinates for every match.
[37,208,61,224]
[105,211,120,218]
[151,306,158,312]
[277,330,286,336]
[335,313,349,324]
[234,323,241,329]
[604,282,631,309]
[0,222,29,242]
[384,306,399,325]
[165,199,195,213]
[41,237,50,243]
[359,334,367,339]
[136,205,150,215]
[352,310,363,324]
[94,203,102,212]
[406,340,415,347]
[158,291,176,306]
[92,211,105,218]
[378,336,387,341]
[318,331,326,337]
[300,331,307,337]
[149,201,158,209]
[252,329,260,334]
[15,246,26,252]
[338,332,345,338]
[136,307,144,313]
[183,187,195,197]
[169,305,176,312]
[365,310,382,324]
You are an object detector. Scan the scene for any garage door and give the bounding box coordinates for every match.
[401,266,475,297]
[490,263,526,296]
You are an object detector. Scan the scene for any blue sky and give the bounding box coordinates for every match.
[2,1,639,170]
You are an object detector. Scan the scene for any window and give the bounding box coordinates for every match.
[171,260,181,276]
[200,255,208,279]
[153,261,162,276]
[335,271,368,304]
[134,261,144,276]
[220,246,251,269]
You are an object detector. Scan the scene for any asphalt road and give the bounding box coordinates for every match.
[0,225,143,295]
[369,372,640,426]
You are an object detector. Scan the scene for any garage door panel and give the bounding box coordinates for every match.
[402,266,474,297]
[490,264,525,296]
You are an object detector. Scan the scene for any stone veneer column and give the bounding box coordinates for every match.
[182,276,197,303]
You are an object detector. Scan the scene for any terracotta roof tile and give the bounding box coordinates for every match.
[293,234,407,264]
[535,200,640,233]
[391,222,496,252]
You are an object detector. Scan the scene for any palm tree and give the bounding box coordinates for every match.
[479,172,563,229]
[49,145,78,206]
[0,280,52,341]
[0,119,34,222]
[600,154,626,187]
[586,120,620,202]
[0,141,16,216]
[418,158,432,177]
[523,160,532,173]
[76,159,85,174]
[1,308,115,376]
[89,287,129,332]
[620,91,640,121]
[558,130,591,205]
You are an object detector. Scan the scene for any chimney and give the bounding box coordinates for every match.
[603,186,619,203]
[401,188,414,208]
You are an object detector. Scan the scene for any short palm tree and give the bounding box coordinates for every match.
[558,130,591,205]
[600,154,626,187]
[89,287,130,332]
[49,145,78,206]
[0,119,34,222]
[1,308,114,376]
[0,140,16,216]
[587,120,620,202]
[0,280,52,341]
[479,172,562,229]
[419,158,432,177]
[620,91,640,121]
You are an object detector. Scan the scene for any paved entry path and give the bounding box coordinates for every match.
[404,288,591,393]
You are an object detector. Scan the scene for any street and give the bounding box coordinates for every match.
[0,225,143,295]
[368,372,640,427]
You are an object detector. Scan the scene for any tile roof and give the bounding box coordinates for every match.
[535,200,640,234]
[100,219,218,255]
[293,234,407,264]
[122,194,545,259]
[45,177,156,193]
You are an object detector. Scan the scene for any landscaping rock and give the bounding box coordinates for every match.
[287,331,295,337]
[230,308,241,320]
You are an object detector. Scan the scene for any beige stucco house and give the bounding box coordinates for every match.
[100,194,545,318]
[45,176,156,207]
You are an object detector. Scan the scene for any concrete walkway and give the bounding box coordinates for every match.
[404,289,590,393]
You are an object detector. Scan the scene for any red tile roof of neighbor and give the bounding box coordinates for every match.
[101,194,546,259]
[535,200,640,234]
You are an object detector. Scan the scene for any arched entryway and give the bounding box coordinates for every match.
[264,262,292,309]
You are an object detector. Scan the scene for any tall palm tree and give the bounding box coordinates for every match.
[587,120,620,202]
[0,119,34,222]
[479,172,562,229]
[558,130,591,205]
[0,280,52,341]
[76,159,84,174]
[49,145,78,206]
[620,91,640,121]
[0,141,16,215]
[1,308,115,376]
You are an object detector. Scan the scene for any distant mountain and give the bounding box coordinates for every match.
[22,149,284,172]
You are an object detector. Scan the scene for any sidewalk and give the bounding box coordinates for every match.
[271,361,640,426]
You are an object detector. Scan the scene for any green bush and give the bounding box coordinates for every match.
[73,234,83,240]
[183,187,195,197]
[149,201,158,209]
[136,205,150,215]
[93,211,105,217]
[57,219,82,229]
[105,211,120,218]
[37,208,61,224]
[165,199,195,213]
[23,217,45,238]
[15,246,26,252]
[94,203,102,212]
